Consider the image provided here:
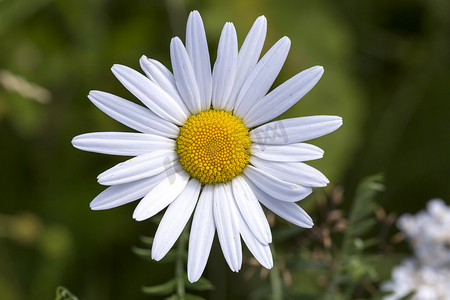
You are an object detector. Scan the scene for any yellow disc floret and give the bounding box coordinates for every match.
[176,110,251,184]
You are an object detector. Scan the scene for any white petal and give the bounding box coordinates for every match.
[225,16,267,111]
[233,37,291,119]
[111,64,187,125]
[211,22,238,110]
[88,91,179,138]
[187,185,215,283]
[72,132,175,156]
[243,166,312,202]
[247,180,313,228]
[133,169,190,221]
[250,116,343,144]
[244,66,324,127]
[90,168,178,210]
[152,178,201,261]
[213,183,242,272]
[237,208,273,269]
[250,143,324,162]
[186,10,212,111]
[139,56,190,115]
[231,176,271,244]
[170,37,202,114]
[97,151,177,185]
[250,157,329,187]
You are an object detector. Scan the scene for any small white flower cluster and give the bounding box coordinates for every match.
[399,199,450,267]
[382,199,450,300]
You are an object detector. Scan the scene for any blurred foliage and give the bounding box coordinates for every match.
[328,175,385,298]
[0,0,449,299]
[250,175,402,300]
[134,229,214,299]
[55,286,78,300]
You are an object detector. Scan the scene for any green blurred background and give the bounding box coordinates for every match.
[0,0,449,299]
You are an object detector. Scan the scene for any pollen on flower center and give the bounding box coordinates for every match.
[176,110,251,184]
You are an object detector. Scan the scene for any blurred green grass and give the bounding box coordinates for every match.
[0,0,449,299]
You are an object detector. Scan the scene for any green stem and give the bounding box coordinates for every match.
[269,244,283,300]
[175,230,187,300]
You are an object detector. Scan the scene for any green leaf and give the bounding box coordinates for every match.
[149,249,188,264]
[361,237,379,249]
[139,236,154,247]
[328,175,385,297]
[367,253,408,279]
[398,291,415,300]
[132,246,151,260]
[342,174,385,254]
[55,286,79,300]
[349,218,377,237]
[141,280,176,296]
[184,275,214,291]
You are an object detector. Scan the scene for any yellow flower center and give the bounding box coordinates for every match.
[176,110,251,184]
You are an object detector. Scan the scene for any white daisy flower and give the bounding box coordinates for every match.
[72,11,342,282]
